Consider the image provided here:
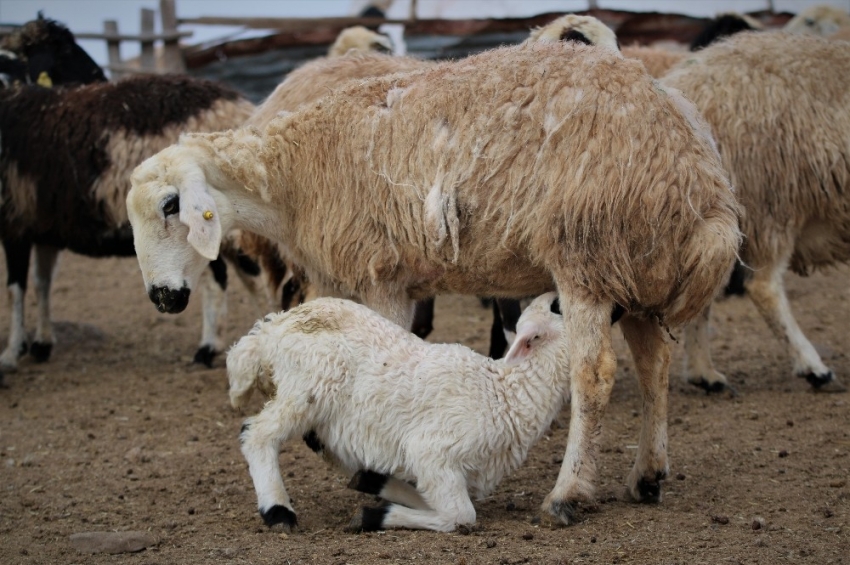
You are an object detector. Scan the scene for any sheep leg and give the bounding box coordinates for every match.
[239,409,298,531]
[542,291,617,525]
[410,298,435,339]
[746,262,845,392]
[0,238,32,373]
[362,291,416,331]
[348,470,431,510]
[489,298,522,359]
[620,315,670,502]
[683,306,731,394]
[350,469,474,532]
[31,245,60,363]
[193,258,227,367]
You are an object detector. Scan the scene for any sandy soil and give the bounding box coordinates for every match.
[0,251,847,564]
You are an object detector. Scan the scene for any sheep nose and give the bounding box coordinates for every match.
[148,285,191,314]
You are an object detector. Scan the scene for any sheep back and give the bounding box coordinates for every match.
[193,42,740,327]
[0,75,253,253]
[662,31,850,274]
[245,51,432,127]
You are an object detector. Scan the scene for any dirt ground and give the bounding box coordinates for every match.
[0,250,847,565]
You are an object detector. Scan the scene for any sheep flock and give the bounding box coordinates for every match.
[2,4,849,546]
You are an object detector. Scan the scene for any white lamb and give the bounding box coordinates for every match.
[229,292,569,532]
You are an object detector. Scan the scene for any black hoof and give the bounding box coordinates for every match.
[637,472,666,503]
[192,345,216,367]
[689,378,736,396]
[357,506,389,532]
[347,470,389,495]
[302,430,325,454]
[261,505,297,529]
[18,342,28,357]
[548,500,577,525]
[29,341,52,363]
[799,371,846,392]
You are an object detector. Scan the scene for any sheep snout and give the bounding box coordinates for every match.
[148,284,191,314]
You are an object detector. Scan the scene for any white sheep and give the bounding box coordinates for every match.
[229,293,568,532]
[127,41,741,525]
[327,25,393,57]
[662,31,850,392]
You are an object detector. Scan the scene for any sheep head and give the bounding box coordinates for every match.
[504,292,564,365]
[127,145,223,314]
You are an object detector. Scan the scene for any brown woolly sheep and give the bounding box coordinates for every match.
[621,45,686,78]
[662,31,850,392]
[127,41,741,526]
[785,4,850,37]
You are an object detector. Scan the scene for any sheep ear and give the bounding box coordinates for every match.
[179,179,221,261]
[504,323,546,366]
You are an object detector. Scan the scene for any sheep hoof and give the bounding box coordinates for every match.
[30,341,53,363]
[347,470,388,495]
[260,505,297,531]
[635,473,666,503]
[350,506,388,532]
[192,345,217,367]
[544,500,577,526]
[801,371,846,392]
[688,377,735,396]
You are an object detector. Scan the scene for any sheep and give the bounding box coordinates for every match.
[784,5,850,37]
[527,14,621,51]
[127,41,741,525]
[661,31,850,393]
[0,14,106,86]
[229,293,571,532]
[619,45,686,78]
[0,74,256,378]
[327,25,393,57]
[690,13,764,51]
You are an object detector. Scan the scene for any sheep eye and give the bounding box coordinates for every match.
[806,18,816,26]
[162,195,180,217]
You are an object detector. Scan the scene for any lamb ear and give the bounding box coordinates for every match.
[179,178,222,261]
[504,323,546,366]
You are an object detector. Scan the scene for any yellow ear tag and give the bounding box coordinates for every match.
[37,71,53,88]
[203,210,214,220]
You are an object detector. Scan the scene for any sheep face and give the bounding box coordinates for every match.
[127,148,222,314]
[504,292,563,365]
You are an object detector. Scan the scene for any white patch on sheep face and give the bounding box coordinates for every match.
[126,152,217,311]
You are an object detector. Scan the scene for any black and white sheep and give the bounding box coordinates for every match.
[0,73,256,377]
[0,16,265,378]
[229,293,570,532]
[127,42,741,525]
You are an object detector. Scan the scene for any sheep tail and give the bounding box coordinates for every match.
[226,327,266,410]
[666,214,742,328]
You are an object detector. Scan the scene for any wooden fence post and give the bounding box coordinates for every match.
[160,0,186,73]
[104,20,123,79]
[140,8,156,72]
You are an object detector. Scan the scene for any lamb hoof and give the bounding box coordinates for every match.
[688,377,736,396]
[347,470,388,495]
[543,499,577,526]
[350,506,388,532]
[260,505,297,531]
[800,371,846,392]
[192,345,216,367]
[30,341,53,363]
